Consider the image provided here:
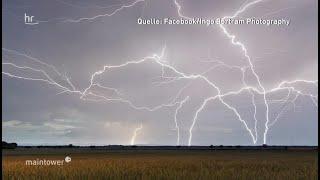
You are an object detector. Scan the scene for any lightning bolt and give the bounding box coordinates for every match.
[63,0,145,23]
[173,0,317,145]
[174,96,190,145]
[2,47,187,112]
[130,124,143,145]
[2,0,317,146]
[216,0,271,144]
[173,0,263,145]
[11,0,145,25]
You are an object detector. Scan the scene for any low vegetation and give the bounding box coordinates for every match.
[2,149,318,180]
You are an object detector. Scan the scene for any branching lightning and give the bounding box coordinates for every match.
[62,0,145,23]
[173,0,317,145]
[2,0,318,145]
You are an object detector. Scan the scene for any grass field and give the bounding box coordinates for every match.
[2,148,318,180]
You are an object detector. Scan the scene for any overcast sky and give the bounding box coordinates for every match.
[2,0,318,146]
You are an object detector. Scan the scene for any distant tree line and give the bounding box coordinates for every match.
[2,141,17,149]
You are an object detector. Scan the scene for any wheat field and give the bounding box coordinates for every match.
[2,149,318,180]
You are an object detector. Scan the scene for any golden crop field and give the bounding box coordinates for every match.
[2,149,318,180]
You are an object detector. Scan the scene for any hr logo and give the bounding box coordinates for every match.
[24,13,39,25]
